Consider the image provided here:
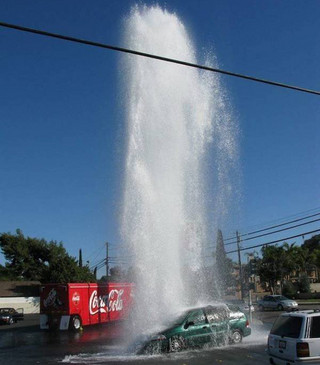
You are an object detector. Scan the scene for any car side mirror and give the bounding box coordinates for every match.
[184,321,195,329]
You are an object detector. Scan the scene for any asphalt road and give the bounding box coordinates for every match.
[1,305,319,365]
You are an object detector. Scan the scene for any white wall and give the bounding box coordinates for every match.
[310,283,320,293]
[0,297,40,314]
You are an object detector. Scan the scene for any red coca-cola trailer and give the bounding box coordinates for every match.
[40,282,134,331]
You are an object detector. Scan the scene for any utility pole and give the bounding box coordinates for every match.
[236,231,244,300]
[106,242,109,280]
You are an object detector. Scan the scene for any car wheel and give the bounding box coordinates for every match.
[69,315,82,331]
[169,336,186,352]
[259,305,264,312]
[277,304,284,311]
[229,330,242,344]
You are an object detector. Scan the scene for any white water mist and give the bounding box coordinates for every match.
[120,5,238,332]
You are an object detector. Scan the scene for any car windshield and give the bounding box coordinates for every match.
[276,296,289,301]
[170,310,190,326]
[270,316,302,338]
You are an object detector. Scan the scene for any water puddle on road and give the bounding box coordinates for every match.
[61,326,269,364]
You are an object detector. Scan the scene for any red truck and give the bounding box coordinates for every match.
[40,282,134,330]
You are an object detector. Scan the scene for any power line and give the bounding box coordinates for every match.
[1,21,320,96]
[224,210,320,242]
[224,217,320,246]
[85,242,107,262]
[225,228,320,254]
[90,255,132,270]
[89,258,106,270]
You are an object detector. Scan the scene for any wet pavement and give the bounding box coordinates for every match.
[3,306,319,364]
[0,313,270,364]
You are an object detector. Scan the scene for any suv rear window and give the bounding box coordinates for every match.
[310,316,320,338]
[270,316,302,338]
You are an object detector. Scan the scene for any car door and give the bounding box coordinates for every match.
[205,307,229,345]
[264,296,273,309]
[270,297,279,310]
[183,309,212,347]
[304,315,320,358]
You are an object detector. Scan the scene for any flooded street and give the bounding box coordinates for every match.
[0,314,271,364]
[3,306,320,364]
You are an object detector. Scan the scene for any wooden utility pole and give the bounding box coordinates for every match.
[236,231,244,300]
[106,242,109,279]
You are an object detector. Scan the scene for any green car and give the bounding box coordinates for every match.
[143,304,251,353]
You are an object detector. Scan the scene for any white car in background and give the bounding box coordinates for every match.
[268,310,320,364]
[258,295,298,311]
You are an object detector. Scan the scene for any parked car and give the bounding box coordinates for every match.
[0,307,24,325]
[268,310,320,365]
[226,299,255,313]
[141,304,251,353]
[257,295,298,311]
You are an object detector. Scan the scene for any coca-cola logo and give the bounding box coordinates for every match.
[72,292,80,306]
[89,289,124,315]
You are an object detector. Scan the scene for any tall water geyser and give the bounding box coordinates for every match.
[121,5,238,332]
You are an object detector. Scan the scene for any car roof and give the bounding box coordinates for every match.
[184,304,229,312]
[280,310,320,318]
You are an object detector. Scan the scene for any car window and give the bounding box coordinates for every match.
[187,309,207,325]
[310,316,320,338]
[172,310,190,325]
[271,316,302,338]
[205,307,229,324]
[278,296,288,301]
[227,304,240,312]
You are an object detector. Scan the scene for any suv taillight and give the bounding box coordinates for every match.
[245,319,249,327]
[297,342,309,357]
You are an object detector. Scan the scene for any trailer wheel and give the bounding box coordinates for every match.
[70,315,82,331]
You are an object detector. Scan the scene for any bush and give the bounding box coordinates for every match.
[298,274,311,294]
[282,281,296,297]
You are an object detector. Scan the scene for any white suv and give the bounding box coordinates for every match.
[268,310,320,365]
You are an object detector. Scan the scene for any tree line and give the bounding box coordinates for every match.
[256,234,320,295]
[0,229,95,283]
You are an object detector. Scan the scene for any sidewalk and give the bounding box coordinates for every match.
[296,300,320,305]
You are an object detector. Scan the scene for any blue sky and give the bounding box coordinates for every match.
[1,0,319,274]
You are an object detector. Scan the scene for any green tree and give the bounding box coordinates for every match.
[215,229,234,295]
[258,245,284,294]
[0,230,95,283]
[282,281,296,297]
[79,249,83,267]
[302,234,320,252]
[0,229,48,280]
[0,264,15,280]
[298,273,311,294]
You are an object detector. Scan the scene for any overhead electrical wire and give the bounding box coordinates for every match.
[1,21,320,96]
[224,217,320,246]
[90,255,131,270]
[85,242,108,262]
[225,228,320,255]
[224,210,320,242]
